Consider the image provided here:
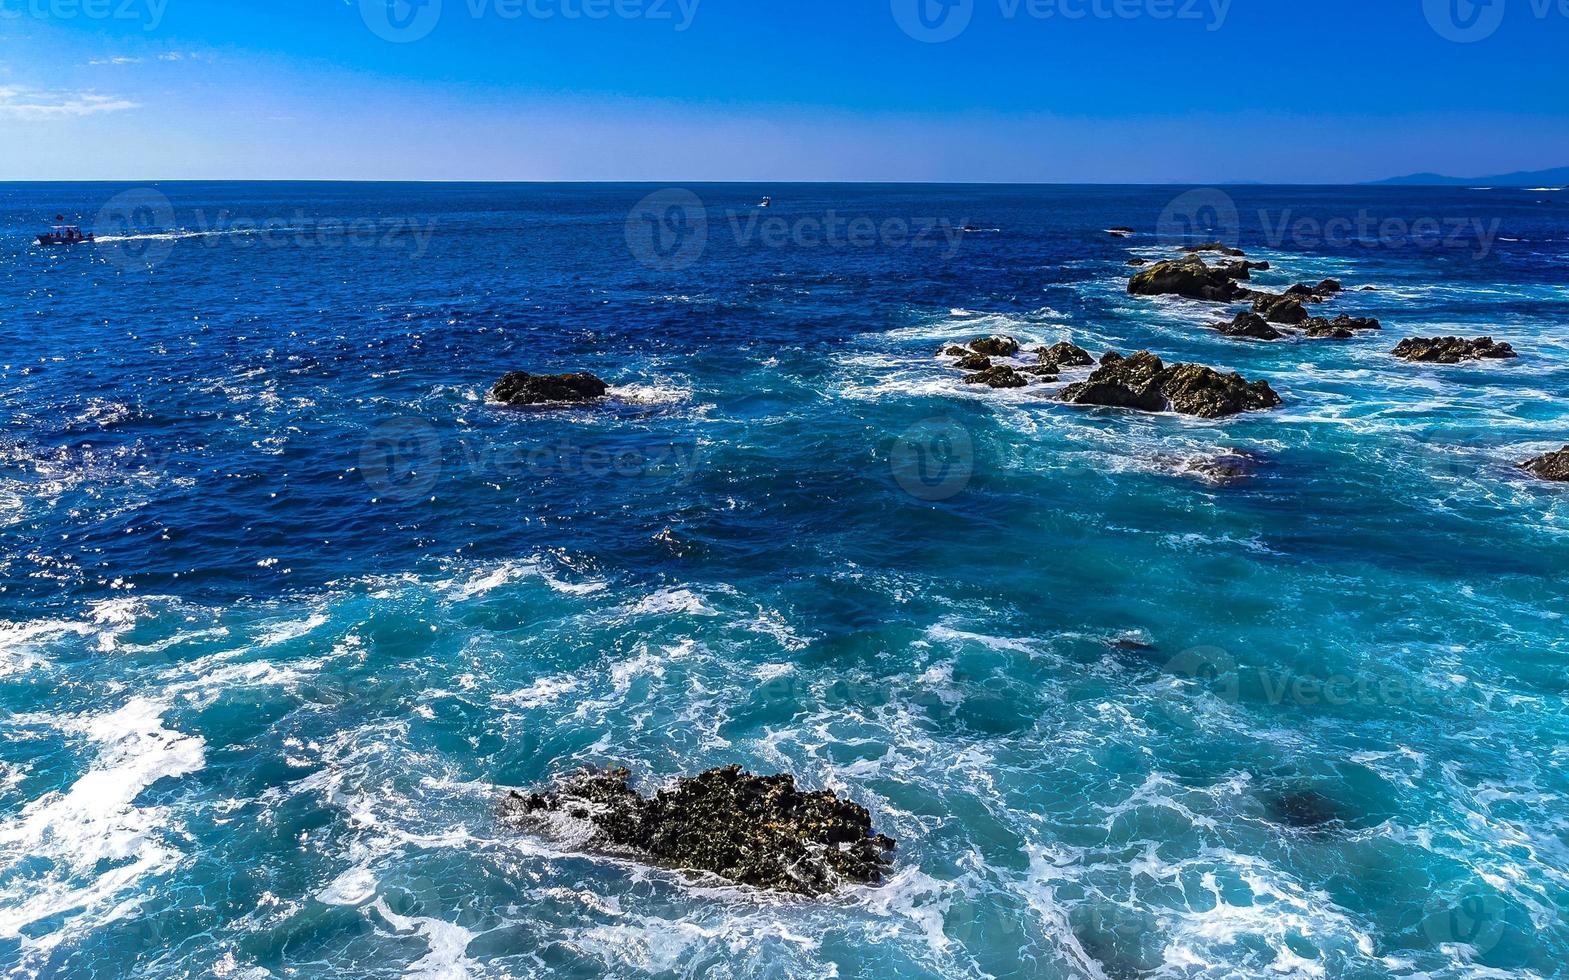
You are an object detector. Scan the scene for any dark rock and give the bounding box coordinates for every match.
[1100,350,1125,366]
[1180,241,1245,257]
[1303,314,1382,339]
[502,766,895,896]
[1392,336,1518,363]
[1359,285,1378,291]
[1252,293,1310,325]
[1166,449,1268,485]
[1128,255,1248,302]
[1520,447,1569,482]
[963,365,1030,389]
[1214,311,1284,341]
[969,335,1021,357]
[1217,260,1272,281]
[1127,258,1149,267]
[940,345,969,357]
[1316,278,1343,294]
[1040,341,1095,367]
[1019,365,1060,380]
[1268,789,1342,829]
[956,352,993,371]
[1057,350,1281,418]
[492,371,610,407]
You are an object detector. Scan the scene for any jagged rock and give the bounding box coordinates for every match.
[1392,337,1518,363]
[501,767,895,896]
[1218,260,1272,281]
[1040,341,1095,367]
[1019,365,1060,380]
[1252,293,1310,325]
[492,371,610,406]
[1180,242,1246,257]
[940,345,968,357]
[1128,255,1248,302]
[969,335,1021,357]
[1520,447,1569,482]
[1101,350,1125,366]
[963,365,1030,388]
[1058,350,1281,418]
[1302,314,1382,338]
[1214,311,1284,340]
[1286,278,1342,298]
[956,352,993,371]
[1161,449,1268,485]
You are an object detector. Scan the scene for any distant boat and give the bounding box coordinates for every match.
[38,216,94,246]
[758,196,772,209]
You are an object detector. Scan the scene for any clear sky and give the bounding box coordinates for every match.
[2,0,1567,182]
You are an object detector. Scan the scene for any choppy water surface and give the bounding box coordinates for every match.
[1,183,1567,978]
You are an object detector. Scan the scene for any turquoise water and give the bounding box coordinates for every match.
[1,183,1567,978]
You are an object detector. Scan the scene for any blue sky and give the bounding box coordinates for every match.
[1,0,1567,181]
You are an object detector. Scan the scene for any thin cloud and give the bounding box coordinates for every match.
[0,86,140,119]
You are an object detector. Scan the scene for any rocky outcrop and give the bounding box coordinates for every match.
[1181,242,1245,257]
[1251,293,1310,325]
[1218,260,1272,281]
[940,345,968,357]
[1057,351,1282,418]
[1286,279,1342,298]
[1392,336,1518,363]
[1128,255,1248,302]
[956,352,993,371]
[1039,341,1095,367]
[1520,448,1569,482]
[492,371,610,406]
[1303,314,1382,339]
[964,365,1030,388]
[968,335,1021,357]
[1214,311,1284,340]
[502,767,895,896]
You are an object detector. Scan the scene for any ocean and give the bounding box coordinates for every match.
[1,182,1566,978]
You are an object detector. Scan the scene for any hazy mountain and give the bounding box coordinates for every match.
[1372,166,1569,187]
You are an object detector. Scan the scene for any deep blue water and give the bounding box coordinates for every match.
[1,182,1567,979]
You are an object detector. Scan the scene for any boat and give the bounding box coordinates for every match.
[38,216,94,246]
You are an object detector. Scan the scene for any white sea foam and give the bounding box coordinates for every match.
[0,699,205,955]
[317,867,378,907]
[374,899,479,980]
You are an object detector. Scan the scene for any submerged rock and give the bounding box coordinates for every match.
[1058,351,1281,418]
[1127,258,1149,267]
[1519,447,1569,482]
[964,365,1030,389]
[969,335,1021,357]
[1392,336,1518,363]
[1128,255,1248,302]
[1107,226,1136,237]
[1251,293,1310,325]
[1180,241,1246,257]
[501,766,895,896]
[1039,341,1095,367]
[491,371,610,406]
[1304,314,1382,339]
[1214,311,1284,340]
[1164,449,1269,485]
[1267,789,1343,830]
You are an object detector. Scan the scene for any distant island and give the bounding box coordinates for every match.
[1371,165,1569,187]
